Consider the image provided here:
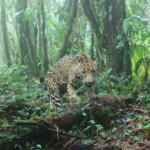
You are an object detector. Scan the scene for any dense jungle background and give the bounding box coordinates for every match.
[1,0,150,149]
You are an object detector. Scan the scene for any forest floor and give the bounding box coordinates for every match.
[0,79,150,150]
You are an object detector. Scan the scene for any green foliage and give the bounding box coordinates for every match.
[95,68,131,97]
[123,17,130,34]
[30,144,45,150]
[124,0,150,81]
[136,91,150,108]
[77,105,112,139]
[123,15,148,35]
[14,143,45,150]
[24,8,34,22]
[1,118,9,127]
[1,0,150,148]
[81,111,104,137]
[0,65,30,83]
[0,64,50,119]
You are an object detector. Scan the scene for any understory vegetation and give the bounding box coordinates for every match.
[1,0,150,149]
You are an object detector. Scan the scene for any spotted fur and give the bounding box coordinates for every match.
[45,53,97,109]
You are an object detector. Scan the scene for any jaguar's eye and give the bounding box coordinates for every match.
[92,70,95,73]
[82,69,86,74]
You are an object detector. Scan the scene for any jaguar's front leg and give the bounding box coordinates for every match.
[67,83,80,103]
[50,90,62,109]
[45,79,61,109]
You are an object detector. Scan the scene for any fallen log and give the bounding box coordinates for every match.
[36,95,135,129]
[0,95,135,149]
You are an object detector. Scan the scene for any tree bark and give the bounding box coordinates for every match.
[16,0,31,67]
[23,0,38,77]
[42,96,134,129]
[90,30,94,59]
[41,0,49,75]
[36,0,42,75]
[82,0,132,77]
[49,36,53,66]
[59,0,78,58]
[1,0,12,67]
[37,0,42,50]
[103,0,131,76]
[0,25,6,65]
[81,0,101,41]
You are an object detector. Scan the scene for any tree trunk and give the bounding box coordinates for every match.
[23,0,38,77]
[37,0,42,50]
[103,0,131,76]
[81,0,101,41]
[59,0,78,58]
[90,30,94,59]
[0,25,6,65]
[16,0,31,67]
[1,0,12,67]
[41,0,49,75]
[37,0,42,75]
[82,0,132,77]
[49,36,53,66]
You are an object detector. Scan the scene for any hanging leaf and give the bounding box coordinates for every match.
[36,144,42,149]
[99,0,105,5]
[83,126,91,132]
[89,120,95,124]
[110,75,118,81]
[141,19,149,26]
[123,17,131,34]
[135,58,144,75]
[106,68,112,75]
[96,124,103,130]
[24,8,34,22]
[109,5,112,12]
[82,112,87,116]
[109,15,112,21]
[132,15,141,33]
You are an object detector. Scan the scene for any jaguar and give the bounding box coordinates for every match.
[45,53,97,109]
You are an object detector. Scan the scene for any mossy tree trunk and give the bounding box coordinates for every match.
[37,6,42,50]
[37,0,42,75]
[90,30,94,59]
[0,26,6,65]
[16,0,32,67]
[103,0,131,76]
[81,0,101,42]
[1,0,12,67]
[41,0,49,75]
[81,0,131,77]
[23,0,38,77]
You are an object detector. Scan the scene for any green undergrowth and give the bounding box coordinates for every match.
[1,65,150,149]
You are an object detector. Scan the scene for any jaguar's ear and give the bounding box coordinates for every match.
[74,53,87,63]
[71,56,80,64]
[72,53,89,64]
[76,53,86,62]
[93,57,98,62]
